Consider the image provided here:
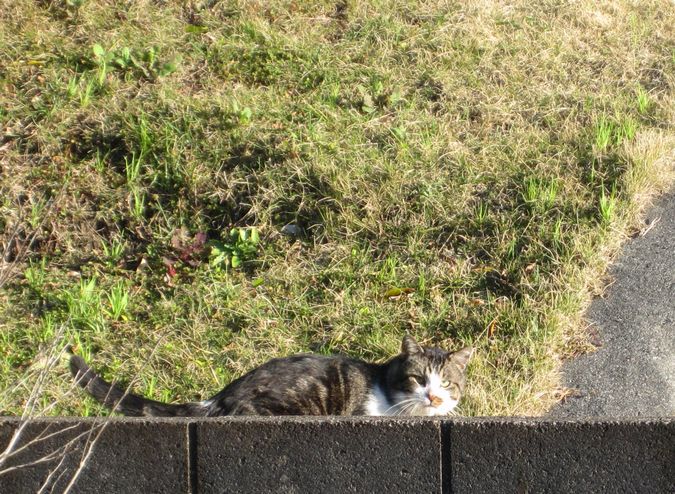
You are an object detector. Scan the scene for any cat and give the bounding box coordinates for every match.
[69,335,473,417]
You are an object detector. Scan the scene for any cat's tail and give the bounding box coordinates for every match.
[69,352,208,417]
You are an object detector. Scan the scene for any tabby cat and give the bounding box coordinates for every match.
[70,336,472,417]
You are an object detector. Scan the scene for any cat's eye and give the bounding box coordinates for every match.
[407,376,423,385]
[441,381,451,388]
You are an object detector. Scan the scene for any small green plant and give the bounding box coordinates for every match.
[552,216,564,250]
[24,258,47,291]
[39,314,57,342]
[79,77,96,107]
[358,77,387,113]
[101,239,125,267]
[370,77,385,100]
[326,81,341,106]
[112,47,133,71]
[93,150,107,173]
[63,277,106,333]
[377,256,398,283]
[76,277,98,307]
[594,115,614,152]
[92,44,114,86]
[542,181,558,209]
[636,85,650,114]
[522,178,557,212]
[599,183,617,226]
[593,115,638,152]
[130,189,145,220]
[125,153,143,183]
[29,197,47,229]
[105,282,130,321]
[66,75,78,98]
[390,126,407,143]
[475,201,489,227]
[136,116,152,156]
[92,44,180,83]
[522,179,538,204]
[139,47,181,78]
[70,332,94,362]
[616,116,637,145]
[145,375,158,397]
[231,101,253,124]
[209,227,260,270]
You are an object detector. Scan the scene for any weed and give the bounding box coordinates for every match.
[130,189,146,221]
[101,239,125,268]
[594,115,614,152]
[66,76,78,99]
[24,258,47,292]
[136,117,152,156]
[125,153,143,183]
[105,282,130,321]
[93,43,181,83]
[209,227,261,270]
[79,77,96,107]
[231,101,253,125]
[29,198,47,229]
[523,178,558,212]
[93,150,108,173]
[475,201,489,227]
[636,85,651,115]
[377,256,398,284]
[62,278,106,333]
[599,183,618,226]
[113,47,134,71]
[552,217,564,250]
[616,117,637,145]
[92,44,113,86]
[594,114,638,153]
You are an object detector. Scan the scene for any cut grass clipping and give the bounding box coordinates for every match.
[1,0,674,417]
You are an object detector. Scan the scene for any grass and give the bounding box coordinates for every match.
[0,0,673,417]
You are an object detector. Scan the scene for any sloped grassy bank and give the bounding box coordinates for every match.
[1,0,673,415]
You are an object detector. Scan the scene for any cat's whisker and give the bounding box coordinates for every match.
[397,400,424,416]
[392,402,414,416]
[395,400,424,416]
[383,398,419,415]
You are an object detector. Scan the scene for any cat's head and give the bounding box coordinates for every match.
[386,335,473,417]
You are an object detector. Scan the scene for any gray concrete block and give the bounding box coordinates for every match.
[0,418,188,493]
[445,418,675,494]
[196,417,441,494]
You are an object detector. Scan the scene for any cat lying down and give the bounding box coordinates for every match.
[70,336,472,417]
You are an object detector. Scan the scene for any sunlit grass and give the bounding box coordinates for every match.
[0,0,673,417]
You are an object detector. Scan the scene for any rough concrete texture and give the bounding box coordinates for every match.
[554,191,675,417]
[2,417,673,493]
[196,417,441,494]
[0,418,188,493]
[446,418,675,494]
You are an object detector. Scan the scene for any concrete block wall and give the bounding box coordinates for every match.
[0,417,672,493]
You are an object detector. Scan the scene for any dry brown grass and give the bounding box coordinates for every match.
[0,0,673,417]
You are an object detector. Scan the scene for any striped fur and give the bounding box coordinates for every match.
[70,336,472,417]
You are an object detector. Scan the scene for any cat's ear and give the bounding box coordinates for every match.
[449,347,473,372]
[401,335,423,355]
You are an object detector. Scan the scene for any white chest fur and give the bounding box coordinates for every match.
[364,384,394,416]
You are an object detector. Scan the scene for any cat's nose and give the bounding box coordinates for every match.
[428,393,443,407]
